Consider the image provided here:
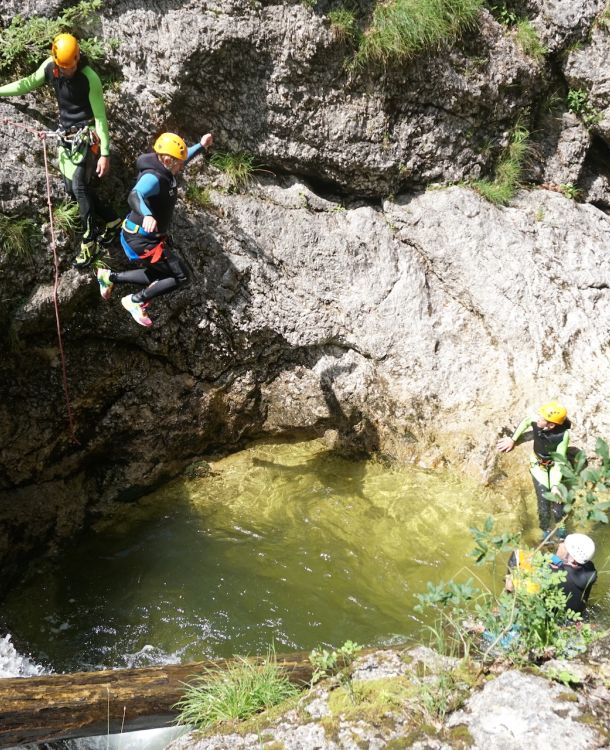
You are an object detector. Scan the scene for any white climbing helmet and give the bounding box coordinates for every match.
[564,533,595,564]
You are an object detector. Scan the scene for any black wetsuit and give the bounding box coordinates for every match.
[560,562,597,616]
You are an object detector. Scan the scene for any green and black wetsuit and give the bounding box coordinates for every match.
[0,56,116,239]
[510,415,571,532]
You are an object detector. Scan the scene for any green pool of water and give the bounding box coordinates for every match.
[3,439,610,672]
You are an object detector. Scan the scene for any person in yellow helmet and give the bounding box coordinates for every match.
[95,131,213,327]
[0,33,120,267]
[497,401,570,538]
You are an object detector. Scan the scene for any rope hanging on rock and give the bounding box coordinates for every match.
[2,116,78,444]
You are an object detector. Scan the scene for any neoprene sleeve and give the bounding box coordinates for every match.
[82,66,110,155]
[511,416,535,443]
[0,60,46,96]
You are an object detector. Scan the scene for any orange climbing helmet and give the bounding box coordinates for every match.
[539,400,568,425]
[51,33,80,68]
[154,133,187,161]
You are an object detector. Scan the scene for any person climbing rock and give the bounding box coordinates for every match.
[506,533,597,616]
[497,401,571,539]
[96,131,213,327]
[0,33,120,268]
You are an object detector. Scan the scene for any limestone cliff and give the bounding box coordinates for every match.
[1,0,610,589]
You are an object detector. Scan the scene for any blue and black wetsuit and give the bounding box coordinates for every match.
[109,144,204,303]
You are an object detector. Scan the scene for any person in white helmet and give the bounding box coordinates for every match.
[506,533,596,616]
[551,533,597,616]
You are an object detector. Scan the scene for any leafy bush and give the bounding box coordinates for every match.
[0,0,104,78]
[173,653,298,729]
[472,123,529,205]
[356,0,483,65]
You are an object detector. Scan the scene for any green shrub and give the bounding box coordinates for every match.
[0,213,40,258]
[356,0,483,65]
[514,19,546,61]
[173,653,298,729]
[0,0,104,78]
[472,123,529,205]
[328,9,360,43]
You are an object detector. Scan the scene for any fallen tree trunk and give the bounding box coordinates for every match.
[0,652,315,748]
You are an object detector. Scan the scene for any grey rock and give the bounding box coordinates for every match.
[527,0,605,53]
[447,670,604,749]
[99,5,541,195]
[542,113,591,186]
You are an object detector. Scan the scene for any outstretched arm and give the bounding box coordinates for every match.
[0,60,47,97]
[185,133,213,164]
[497,415,533,453]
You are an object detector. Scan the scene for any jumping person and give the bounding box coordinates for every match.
[0,33,120,267]
[96,131,213,327]
[497,401,571,538]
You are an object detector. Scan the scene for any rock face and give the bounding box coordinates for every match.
[2,0,610,586]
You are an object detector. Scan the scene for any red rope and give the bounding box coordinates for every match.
[2,117,78,443]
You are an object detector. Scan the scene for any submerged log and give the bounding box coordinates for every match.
[0,652,315,748]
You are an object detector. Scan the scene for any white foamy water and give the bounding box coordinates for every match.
[0,633,45,678]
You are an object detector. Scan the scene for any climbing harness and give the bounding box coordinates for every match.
[58,122,98,158]
[1,116,78,444]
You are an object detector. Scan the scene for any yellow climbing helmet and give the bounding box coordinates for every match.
[154,133,187,161]
[51,33,80,68]
[539,400,567,425]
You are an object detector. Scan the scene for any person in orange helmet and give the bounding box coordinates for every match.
[0,33,120,267]
[497,401,571,539]
[96,131,213,327]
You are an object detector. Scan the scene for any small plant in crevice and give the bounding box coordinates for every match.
[0,0,105,78]
[514,19,547,62]
[489,3,518,26]
[559,183,582,201]
[309,640,362,700]
[596,1,610,30]
[328,8,360,44]
[210,151,265,191]
[173,650,298,730]
[471,123,530,206]
[185,183,213,208]
[0,213,40,259]
[567,88,602,128]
